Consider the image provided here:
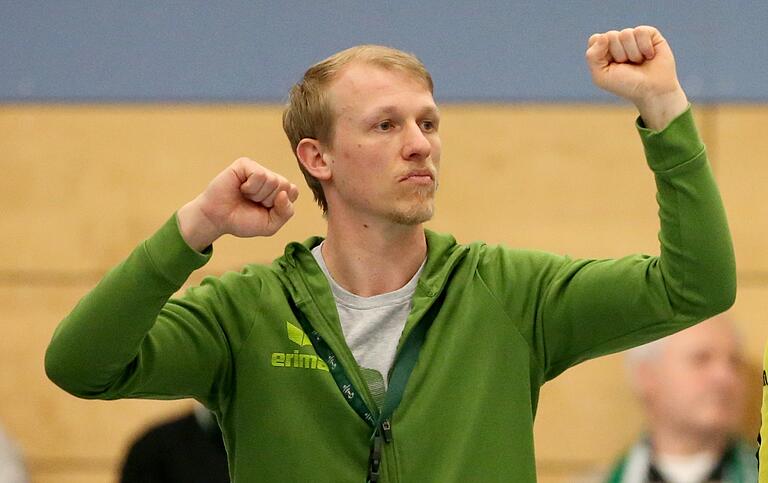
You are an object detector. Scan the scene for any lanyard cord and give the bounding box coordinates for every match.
[293,305,434,483]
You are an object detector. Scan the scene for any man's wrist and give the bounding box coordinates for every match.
[635,87,689,132]
[177,199,222,252]
[637,105,704,173]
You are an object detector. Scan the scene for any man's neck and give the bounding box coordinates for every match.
[322,215,427,297]
[648,425,729,457]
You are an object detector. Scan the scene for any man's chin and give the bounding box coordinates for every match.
[388,205,435,226]
[687,414,740,437]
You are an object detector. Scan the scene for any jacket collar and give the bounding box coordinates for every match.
[271,229,468,368]
[274,229,467,307]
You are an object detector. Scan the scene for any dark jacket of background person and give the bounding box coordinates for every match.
[120,409,229,483]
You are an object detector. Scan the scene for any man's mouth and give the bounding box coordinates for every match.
[399,170,435,184]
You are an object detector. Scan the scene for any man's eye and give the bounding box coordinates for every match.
[421,120,436,131]
[377,121,393,131]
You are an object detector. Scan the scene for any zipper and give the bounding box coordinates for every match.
[286,240,465,483]
[367,419,393,483]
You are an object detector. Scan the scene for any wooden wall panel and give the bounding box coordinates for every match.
[433,105,699,259]
[713,106,768,273]
[534,354,641,468]
[33,473,113,483]
[0,105,326,275]
[729,284,768,364]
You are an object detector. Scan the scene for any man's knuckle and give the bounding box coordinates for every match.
[252,170,267,182]
[619,29,634,40]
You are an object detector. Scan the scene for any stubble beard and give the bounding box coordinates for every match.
[387,183,437,226]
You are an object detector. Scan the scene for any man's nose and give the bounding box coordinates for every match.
[401,122,432,161]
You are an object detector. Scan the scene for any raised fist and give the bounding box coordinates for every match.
[586,26,688,130]
[178,158,300,251]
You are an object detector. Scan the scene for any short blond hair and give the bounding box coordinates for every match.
[282,45,434,213]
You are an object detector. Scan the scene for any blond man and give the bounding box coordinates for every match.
[47,26,735,482]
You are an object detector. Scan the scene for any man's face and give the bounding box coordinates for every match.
[640,319,745,438]
[322,63,441,225]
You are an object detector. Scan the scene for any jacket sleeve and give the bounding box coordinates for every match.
[45,214,238,409]
[483,106,736,382]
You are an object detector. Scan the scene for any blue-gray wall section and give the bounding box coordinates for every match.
[2,1,766,103]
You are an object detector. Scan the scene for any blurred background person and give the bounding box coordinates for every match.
[0,423,27,483]
[604,314,756,483]
[120,402,229,483]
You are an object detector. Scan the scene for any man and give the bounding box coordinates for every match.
[45,26,735,482]
[606,315,756,483]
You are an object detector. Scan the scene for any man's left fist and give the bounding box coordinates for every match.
[586,26,681,104]
[586,26,688,130]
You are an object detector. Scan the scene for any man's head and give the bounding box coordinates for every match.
[627,315,745,441]
[282,45,439,222]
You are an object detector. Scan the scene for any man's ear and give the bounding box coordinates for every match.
[297,138,332,181]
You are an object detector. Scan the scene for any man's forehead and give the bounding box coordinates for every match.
[328,62,434,104]
[336,60,428,82]
[364,103,440,116]
[665,319,740,355]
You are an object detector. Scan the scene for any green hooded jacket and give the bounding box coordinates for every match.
[45,108,736,482]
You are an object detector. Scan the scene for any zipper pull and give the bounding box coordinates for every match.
[367,430,382,483]
[381,419,393,444]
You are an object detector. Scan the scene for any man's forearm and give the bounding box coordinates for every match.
[642,108,736,316]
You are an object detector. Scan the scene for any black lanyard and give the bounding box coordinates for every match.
[294,307,434,483]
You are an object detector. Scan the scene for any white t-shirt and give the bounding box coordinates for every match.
[311,243,424,398]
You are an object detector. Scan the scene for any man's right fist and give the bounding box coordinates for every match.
[178,158,300,251]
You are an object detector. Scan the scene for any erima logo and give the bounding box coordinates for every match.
[287,321,313,347]
[271,321,329,372]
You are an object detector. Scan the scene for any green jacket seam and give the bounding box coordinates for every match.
[477,268,544,384]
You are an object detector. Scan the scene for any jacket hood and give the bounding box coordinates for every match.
[272,229,469,306]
